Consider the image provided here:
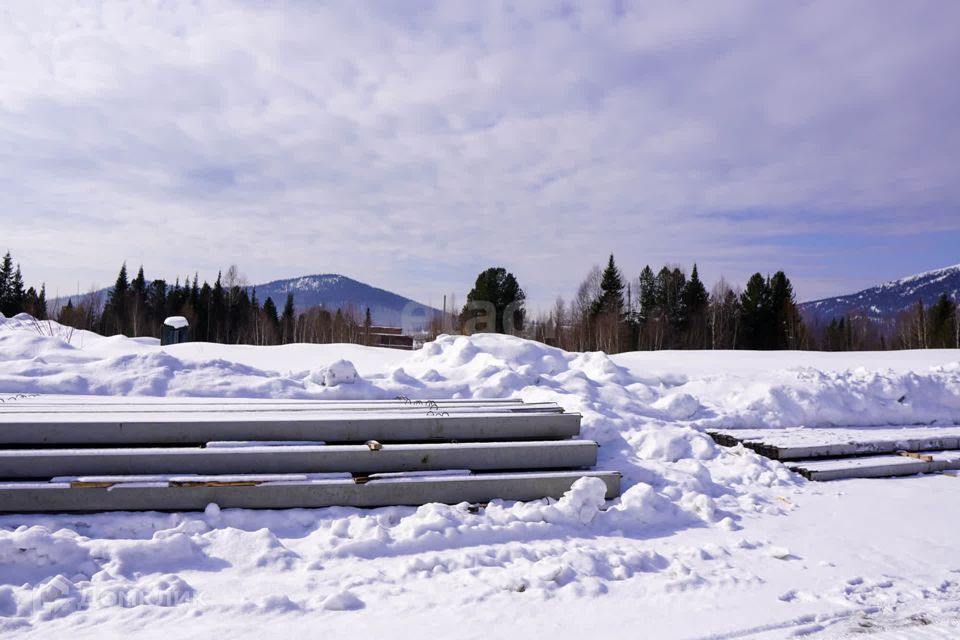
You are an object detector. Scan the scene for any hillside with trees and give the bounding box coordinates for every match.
[3,251,957,352]
[42,262,373,346]
[519,257,810,353]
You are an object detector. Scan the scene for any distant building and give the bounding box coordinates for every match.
[369,326,414,350]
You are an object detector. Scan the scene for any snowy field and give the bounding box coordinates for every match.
[1,313,959,639]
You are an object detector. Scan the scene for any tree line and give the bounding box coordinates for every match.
[458,256,958,352]
[811,295,959,351]
[7,257,374,346]
[527,255,806,352]
[0,252,48,320]
[3,250,957,351]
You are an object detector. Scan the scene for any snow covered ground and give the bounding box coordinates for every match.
[1,313,959,638]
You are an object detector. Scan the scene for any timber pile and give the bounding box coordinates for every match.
[708,425,960,481]
[0,396,620,512]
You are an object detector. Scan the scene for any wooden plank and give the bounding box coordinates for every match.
[898,451,934,462]
[0,470,622,512]
[0,412,582,445]
[0,440,599,478]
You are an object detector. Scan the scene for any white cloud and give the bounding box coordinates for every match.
[0,0,957,308]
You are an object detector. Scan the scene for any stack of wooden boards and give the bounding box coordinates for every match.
[0,396,620,512]
[708,425,960,481]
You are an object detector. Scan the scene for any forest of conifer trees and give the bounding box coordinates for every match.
[520,255,808,353]
[14,260,371,347]
[522,255,957,353]
[1,250,957,352]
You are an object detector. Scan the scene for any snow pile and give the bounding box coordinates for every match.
[0,477,731,628]
[5,314,956,429]
[3,314,960,633]
[680,365,960,429]
[162,316,188,329]
[310,359,359,386]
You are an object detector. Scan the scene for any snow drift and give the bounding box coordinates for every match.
[2,312,960,633]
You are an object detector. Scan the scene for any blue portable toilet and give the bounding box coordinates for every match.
[161,316,190,345]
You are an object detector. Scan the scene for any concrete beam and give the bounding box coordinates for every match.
[4,397,527,408]
[790,450,960,481]
[0,412,582,445]
[0,470,622,512]
[707,430,960,461]
[0,402,566,416]
[0,440,599,478]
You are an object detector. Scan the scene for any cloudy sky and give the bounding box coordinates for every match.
[2,0,958,311]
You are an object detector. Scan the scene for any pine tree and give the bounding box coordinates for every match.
[0,252,12,316]
[649,266,687,346]
[281,294,296,343]
[461,267,526,334]
[147,280,168,336]
[249,287,261,344]
[826,317,845,351]
[262,296,279,344]
[37,284,47,320]
[666,267,687,331]
[23,287,39,317]
[593,254,624,317]
[739,273,771,349]
[637,265,656,323]
[769,271,802,349]
[928,293,956,348]
[9,265,25,315]
[165,278,183,320]
[681,264,709,347]
[364,307,372,346]
[130,266,147,336]
[211,272,225,342]
[105,262,130,335]
[190,274,200,309]
[682,265,708,312]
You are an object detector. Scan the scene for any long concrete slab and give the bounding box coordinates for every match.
[789,450,960,481]
[0,412,582,445]
[707,426,960,461]
[0,470,622,512]
[1,397,526,407]
[0,440,599,478]
[0,400,563,419]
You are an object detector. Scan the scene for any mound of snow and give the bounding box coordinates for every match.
[310,359,359,386]
[3,315,960,630]
[321,590,364,611]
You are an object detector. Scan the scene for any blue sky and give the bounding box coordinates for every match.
[1,0,958,311]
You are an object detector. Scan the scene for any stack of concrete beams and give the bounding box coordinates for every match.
[0,396,620,512]
[708,426,960,481]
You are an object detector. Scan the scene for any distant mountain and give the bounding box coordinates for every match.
[249,274,440,330]
[800,264,960,323]
[52,273,441,331]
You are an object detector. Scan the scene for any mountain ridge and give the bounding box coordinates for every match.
[249,273,440,329]
[53,273,441,331]
[800,263,960,323]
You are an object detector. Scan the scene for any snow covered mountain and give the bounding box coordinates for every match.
[250,273,440,329]
[800,264,960,322]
